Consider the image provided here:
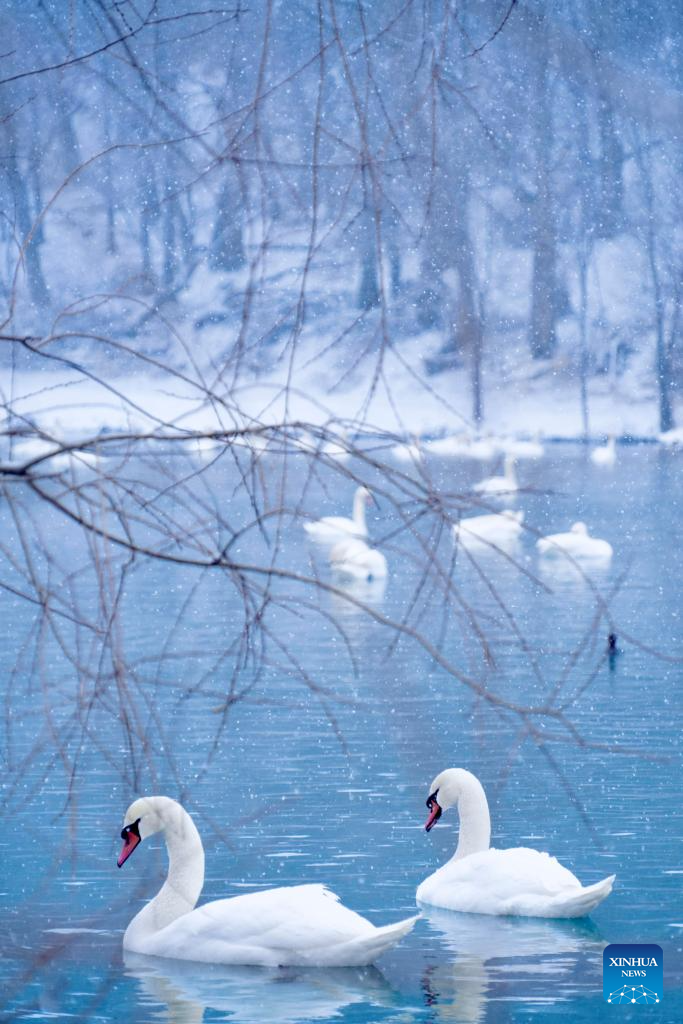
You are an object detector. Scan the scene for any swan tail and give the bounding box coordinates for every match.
[336,915,419,966]
[551,875,616,918]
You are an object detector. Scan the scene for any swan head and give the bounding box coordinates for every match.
[424,768,481,832]
[118,795,178,867]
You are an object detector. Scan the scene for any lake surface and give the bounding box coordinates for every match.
[1,442,682,1023]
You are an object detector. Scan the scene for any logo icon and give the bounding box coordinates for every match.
[603,944,663,1004]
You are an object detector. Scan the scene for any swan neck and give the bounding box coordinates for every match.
[353,491,367,530]
[454,777,491,860]
[125,803,204,943]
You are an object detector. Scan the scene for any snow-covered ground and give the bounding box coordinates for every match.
[1,328,674,449]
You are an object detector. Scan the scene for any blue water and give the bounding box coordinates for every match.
[1,443,682,1022]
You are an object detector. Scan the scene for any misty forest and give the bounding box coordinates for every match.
[1,2,682,1023]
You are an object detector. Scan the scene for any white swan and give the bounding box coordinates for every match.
[416,769,615,918]
[426,434,500,461]
[329,538,388,581]
[590,436,616,466]
[453,510,523,548]
[473,455,518,496]
[536,522,613,561]
[304,486,370,543]
[424,434,470,458]
[118,796,416,966]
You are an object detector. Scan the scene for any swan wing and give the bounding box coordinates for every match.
[418,848,612,918]
[304,517,364,540]
[130,884,415,966]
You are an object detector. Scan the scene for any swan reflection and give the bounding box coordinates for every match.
[421,907,605,1023]
[124,950,397,1024]
[328,574,387,615]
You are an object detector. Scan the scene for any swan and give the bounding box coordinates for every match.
[416,769,615,918]
[117,796,417,966]
[453,510,523,548]
[536,522,613,561]
[304,486,370,543]
[590,436,616,466]
[426,434,500,461]
[424,434,471,458]
[473,454,518,496]
[329,537,388,581]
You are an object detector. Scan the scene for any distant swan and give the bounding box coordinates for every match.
[118,796,416,966]
[590,436,616,467]
[329,538,388,581]
[304,486,370,543]
[473,455,518,496]
[417,769,615,918]
[425,435,499,461]
[453,510,523,548]
[536,522,613,561]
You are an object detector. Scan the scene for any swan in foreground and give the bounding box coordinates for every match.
[473,455,518,496]
[453,510,523,548]
[590,436,616,466]
[118,796,417,966]
[304,486,370,543]
[417,769,615,918]
[536,522,613,561]
[329,538,388,581]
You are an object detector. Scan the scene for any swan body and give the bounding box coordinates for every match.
[425,435,499,460]
[453,510,523,548]
[329,538,388,581]
[473,455,518,496]
[424,434,471,458]
[304,486,370,543]
[417,769,614,919]
[590,436,616,466]
[537,522,612,561]
[118,796,416,967]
